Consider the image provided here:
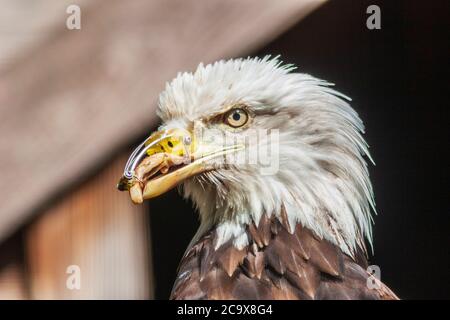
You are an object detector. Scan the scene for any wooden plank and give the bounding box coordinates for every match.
[25,153,152,299]
[0,0,325,241]
[0,0,90,71]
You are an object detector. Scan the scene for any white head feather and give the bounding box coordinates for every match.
[157,56,375,257]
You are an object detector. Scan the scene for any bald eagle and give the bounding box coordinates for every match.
[118,56,398,300]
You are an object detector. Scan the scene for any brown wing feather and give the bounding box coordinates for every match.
[170,214,398,300]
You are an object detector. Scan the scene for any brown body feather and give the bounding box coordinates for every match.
[171,213,398,300]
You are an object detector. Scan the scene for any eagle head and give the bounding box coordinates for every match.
[118,56,374,257]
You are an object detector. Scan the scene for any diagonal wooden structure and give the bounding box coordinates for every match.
[0,0,325,299]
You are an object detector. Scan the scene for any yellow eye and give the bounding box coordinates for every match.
[224,108,249,128]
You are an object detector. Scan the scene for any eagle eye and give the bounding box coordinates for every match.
[224,108,249,128]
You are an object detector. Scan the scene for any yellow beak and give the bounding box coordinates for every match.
[117,127,243,204]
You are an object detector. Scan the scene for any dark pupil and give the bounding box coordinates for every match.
[232,111,241,121]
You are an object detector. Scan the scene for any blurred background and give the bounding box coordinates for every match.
[0,0,448,299]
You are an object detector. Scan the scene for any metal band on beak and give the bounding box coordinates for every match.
[123,132,170,180]
[118,128,194,192]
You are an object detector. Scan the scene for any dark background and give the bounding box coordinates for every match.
[149,0,450,299]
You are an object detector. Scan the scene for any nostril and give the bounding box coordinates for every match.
[183,136,192,146]
[168,141,174,148]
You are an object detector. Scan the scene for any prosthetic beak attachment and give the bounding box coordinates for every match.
[117,127,243,204]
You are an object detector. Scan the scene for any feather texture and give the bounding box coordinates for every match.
[152,57,398,300]
[171,213,398,300]
[159,56,377,256]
